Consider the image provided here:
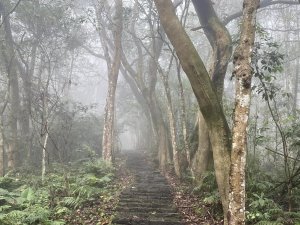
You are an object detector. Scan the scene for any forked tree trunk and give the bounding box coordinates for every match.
[153,0,231,220]
[102,0,123,162]
[190,0,233,184]
[228,0,259,224]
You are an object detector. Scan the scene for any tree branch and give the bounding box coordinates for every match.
[191,0,299,30]
[0,0,22,28]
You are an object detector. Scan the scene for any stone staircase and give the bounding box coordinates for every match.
[113,151,185,225]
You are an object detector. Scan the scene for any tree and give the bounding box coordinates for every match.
[190,0,232,184]
[154,0,260,223]
[153,0,231,219]
[0,1,21,170]
[228,0,260,224]
[101,0,123,162]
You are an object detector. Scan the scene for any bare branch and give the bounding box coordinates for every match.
[191,0,299,30]
[0,0,22,28]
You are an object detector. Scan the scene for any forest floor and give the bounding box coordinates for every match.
[0,151,223,225]
[165,169,223,225]
[62,156,134,225]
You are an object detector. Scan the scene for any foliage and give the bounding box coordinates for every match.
[252,26,284,101]
[246,192,282,223]
[0,159,117,225]
[244,26,300,224]
[192,172,223,219]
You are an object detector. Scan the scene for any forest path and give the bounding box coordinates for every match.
[113,151,185,225]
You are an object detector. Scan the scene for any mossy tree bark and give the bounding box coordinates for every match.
[190,0,233,184]
[153,0,231,219]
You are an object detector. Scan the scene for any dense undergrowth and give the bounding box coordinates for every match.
[166,166,300,225]
[0,158,128,225]
[191,171,300,225]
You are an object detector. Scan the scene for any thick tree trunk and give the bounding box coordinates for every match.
[191,112,213,184]
[228,0,259,224]
[190,0,233,185]
[0,2,21,170]
[102,0,123,162]
[153,0,231,219]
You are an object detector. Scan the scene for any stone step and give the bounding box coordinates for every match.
[114,151,185,225]
[120,194,171,201]
[118,201,172,209]
[113,218,184,225]
[116,206,177,213]
[115,212,181,220]
[118,198,173,206]
[122,190,172,196]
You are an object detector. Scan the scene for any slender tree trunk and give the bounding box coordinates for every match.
[102,0,123,162]
[20,43,37,164]
[176,64,191,167]
[160,70,181,177]
[0,119,4,176]
[228,0,259,224]
[120,4,172,169]
[40,56,51,181]
[41,94,48,182]
[293,17,300,116]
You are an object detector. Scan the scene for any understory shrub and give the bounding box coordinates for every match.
[0,159,116,225]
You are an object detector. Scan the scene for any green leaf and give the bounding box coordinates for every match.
[21,187,35,202]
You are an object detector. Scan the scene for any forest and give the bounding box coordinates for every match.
[0,0,300,224]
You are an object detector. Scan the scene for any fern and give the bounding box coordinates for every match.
[23,205,51,224]
[54,206,70,216]
[61,196,81,208]
[255,221,283,225]
[0,210,26,225]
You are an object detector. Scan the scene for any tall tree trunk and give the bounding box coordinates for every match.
[190,0,233,184]
[0,86,9,176]
[176,64,191,167]
[41,92,49,182]
[102,0,123,162]
[153,0,231,220]
[120,3,172,169]
[18,43,37,164]
[0,2,21,170]
[160,70,181,177]
[40,55,51,181]
[293,17,300,116]
[0,119,4,176]
[228,0,259,224]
